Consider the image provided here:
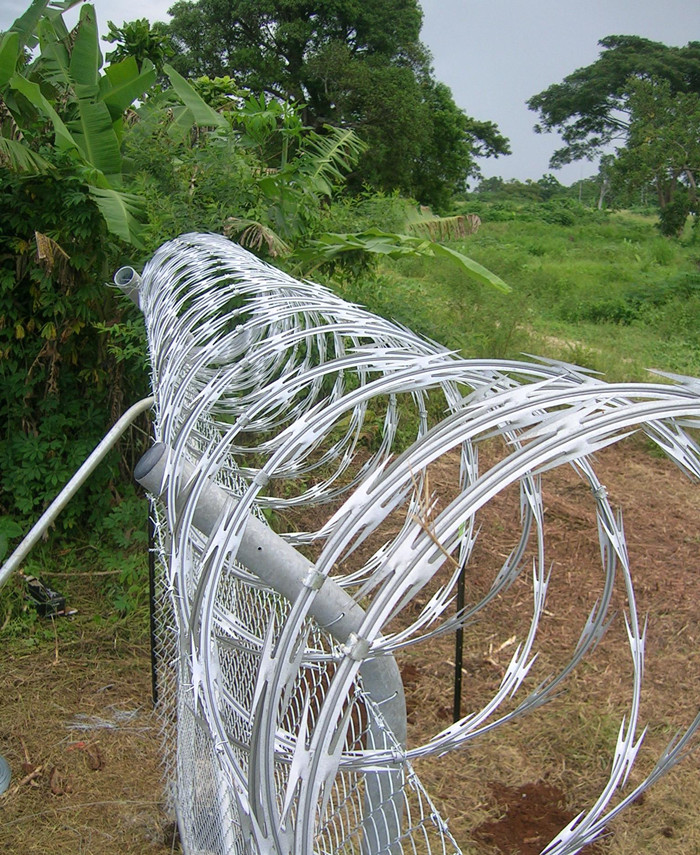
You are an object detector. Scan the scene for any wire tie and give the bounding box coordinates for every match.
[253,471,270,487]
[302,568,325,591]
[390,747,406,764]
[341,633,371,661]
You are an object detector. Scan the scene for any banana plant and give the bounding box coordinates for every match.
[1,0,224,246]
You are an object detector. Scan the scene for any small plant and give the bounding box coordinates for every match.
[0,517,22,563]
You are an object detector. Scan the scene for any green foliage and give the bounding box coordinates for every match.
[0,0,161,530]
[0,517,23,562]
[332,207,699,381]
[127,91,367,251]
[103,17,176,72]
[528,35,700,168]
[97,486,150,615]
[295,228,510,291]
[0,159,149,526]
[0,2,158,245]
[163,0,509,208]
[0,485,150,633]
[461,194,605,228]
[657,194,692,238]
[609,78,700,235]
[165,0,425,93]
[1,2,250,247]
[323,190,419,235]
[529,43,700,232]
[560,295,638,325]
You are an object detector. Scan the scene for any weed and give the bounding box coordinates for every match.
[650,238,676,266]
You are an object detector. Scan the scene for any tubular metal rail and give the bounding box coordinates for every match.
[112,232,700,855]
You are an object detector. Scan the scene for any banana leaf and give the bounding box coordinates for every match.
[7,0,77,49]
[88,186,146,247]
[0,32,20,87]
[100,57,157,121]
[166,104,197,140]
[36,18,71,88]
[296,229,510,292]
[9,72,76,152]
[164,64,228,130]
[0,137,53,173]
[66,98,122,178]
[69,4,100,98]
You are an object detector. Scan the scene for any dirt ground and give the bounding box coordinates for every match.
[0,436,698,855]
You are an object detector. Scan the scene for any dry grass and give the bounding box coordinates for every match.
[393,437,700,855]
[0,606,175,854]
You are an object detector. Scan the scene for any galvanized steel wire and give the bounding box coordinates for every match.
[130,232,700,855]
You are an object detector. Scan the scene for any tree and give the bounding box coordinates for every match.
[594,154,616,209]
[410,80,509,209]
[528,35,700,168]
[163,0,509,208]
[610,78,700,235]
[103,18,176,72]
[165,0,425,101]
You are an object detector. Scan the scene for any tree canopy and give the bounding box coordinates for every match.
[162,0,509,208]
[527,35,700,168]
[611,77,700,234]
[165,0,425,96]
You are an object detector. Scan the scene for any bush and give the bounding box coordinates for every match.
[323,189,415,234]
[0,162,148,527]
[657,194,691,238]
[560,297,637,325]
[540,203,576,227]
[558,271,700,328]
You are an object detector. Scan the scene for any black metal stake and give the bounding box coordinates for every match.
[452,557,467,722]
[148,503,158,708]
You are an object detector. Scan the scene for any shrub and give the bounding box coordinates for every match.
[0,162,148,527]
[657,194,691,238]
[560,297,637,325]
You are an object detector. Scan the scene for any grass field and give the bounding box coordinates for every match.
[338,210,700,382]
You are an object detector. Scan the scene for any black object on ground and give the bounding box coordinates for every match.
[24,574,69,617]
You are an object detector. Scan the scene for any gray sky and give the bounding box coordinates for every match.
[2,0,699,184]
[420,0,700,184]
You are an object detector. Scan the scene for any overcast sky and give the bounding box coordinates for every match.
[2,0,699,184]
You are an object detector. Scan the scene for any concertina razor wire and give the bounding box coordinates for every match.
[116,232,700,855]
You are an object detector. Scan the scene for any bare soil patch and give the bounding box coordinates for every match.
[1,438,698,855]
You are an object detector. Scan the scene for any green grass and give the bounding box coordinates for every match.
[339,210,700,381]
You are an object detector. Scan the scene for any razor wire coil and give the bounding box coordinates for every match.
[130,233,700,855]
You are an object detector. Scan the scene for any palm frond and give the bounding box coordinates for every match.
[298,127,367,196]
[224,217,291,258]
[0,135,52,173]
